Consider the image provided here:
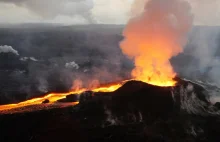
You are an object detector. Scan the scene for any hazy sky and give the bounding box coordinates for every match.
[0,0,219,25]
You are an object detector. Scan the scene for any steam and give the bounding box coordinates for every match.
[120,0,193,86]
[36,77,48,93]
[65,61,79,70]
[190,28,219,74]
[182,27,220,86]
[20,57,38,61]
[0,0,95,23]
[0,45,19,55]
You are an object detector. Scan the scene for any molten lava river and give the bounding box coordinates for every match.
[0,78,176,112]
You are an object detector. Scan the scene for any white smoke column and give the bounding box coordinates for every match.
[0,45,19,55]
[120,0,193,86]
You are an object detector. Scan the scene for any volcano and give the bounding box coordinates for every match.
[0,78,220,142]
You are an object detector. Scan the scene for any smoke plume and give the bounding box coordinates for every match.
[120,0,193,86]
[0,45,19,55]
[179,27,220,86]
[65,61,79,70]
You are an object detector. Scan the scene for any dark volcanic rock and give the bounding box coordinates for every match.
[57,94,79,103]
[214,102,220,109]
[79,91,94,103]
[42,99,49,104]
[0,79,220,142]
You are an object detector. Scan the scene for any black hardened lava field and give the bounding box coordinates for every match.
[1,78,220,142]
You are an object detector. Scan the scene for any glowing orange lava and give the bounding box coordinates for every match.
[0,80,128,112]
[120,35,178,87]
[130,40,178,87]
[120,0,193,87]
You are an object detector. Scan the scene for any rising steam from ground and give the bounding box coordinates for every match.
[189,28,220,82]
[170,26,220,89]
[120,0,193,86]
[0,45,19,55]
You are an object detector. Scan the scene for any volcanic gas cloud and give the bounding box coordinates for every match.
[120,0,193,86]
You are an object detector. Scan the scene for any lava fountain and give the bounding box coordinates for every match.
[120,0,193,86]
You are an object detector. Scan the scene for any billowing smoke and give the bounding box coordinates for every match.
[0,45,19,55]
[175,27,220,86]
[0,0,95,23]
[167,0,220,87]
[120,0,193,86]
[189,28,219,73]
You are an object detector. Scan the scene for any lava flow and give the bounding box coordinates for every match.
[0,78,175,112]
[0,80,128,111]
